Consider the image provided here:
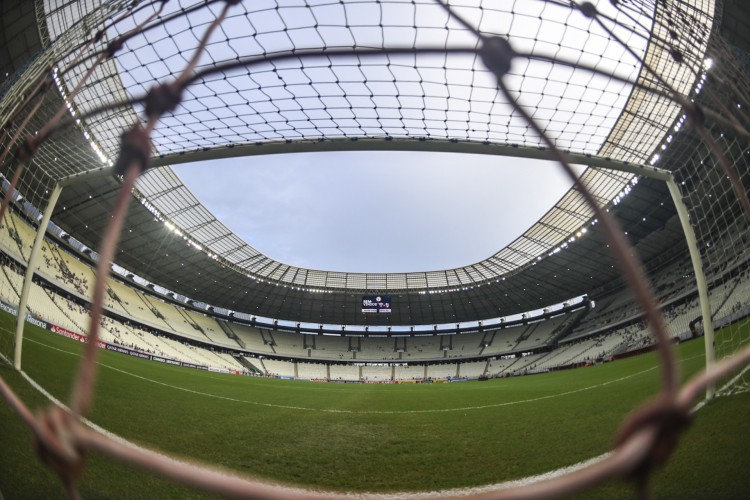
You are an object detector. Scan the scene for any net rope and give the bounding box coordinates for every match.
[0,0,749,498]
[34,0,704,293]
[666,33,750,396]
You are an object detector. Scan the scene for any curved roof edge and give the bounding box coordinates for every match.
[35,0,714,294]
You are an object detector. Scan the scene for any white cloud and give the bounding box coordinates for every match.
[175,151,584,273]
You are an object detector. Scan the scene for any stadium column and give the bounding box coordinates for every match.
[666,177,715,399]
[13,183,63,370]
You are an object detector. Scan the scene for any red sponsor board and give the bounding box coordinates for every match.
[49,324,105,348]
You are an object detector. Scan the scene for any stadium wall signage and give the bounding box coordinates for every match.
[0,301,18,316]
[0,298,234,374]
[25,314,49,330]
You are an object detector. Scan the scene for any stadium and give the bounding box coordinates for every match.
[1,0,749,498]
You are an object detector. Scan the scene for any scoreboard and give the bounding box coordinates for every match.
[361,295,392,313]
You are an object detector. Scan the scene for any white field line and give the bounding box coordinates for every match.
[0,336,741,498]
[23,336,691,414]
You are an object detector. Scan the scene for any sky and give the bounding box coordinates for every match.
[174,152,586,273]
[105,0,643,275]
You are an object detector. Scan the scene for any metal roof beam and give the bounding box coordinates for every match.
[57,166,114,187]
[164,202,201,218]
[149,138,674,182]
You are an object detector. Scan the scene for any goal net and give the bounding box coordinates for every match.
[0,0,749,497]
[664,33,750,395]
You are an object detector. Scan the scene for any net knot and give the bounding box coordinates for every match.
[578,2,598,18]
[106,38,125,58]
[2,119,15,135]
[34,407,86,484]
[17,135,40,163]
[39,76,53,95]
[616,398,692,483]
[479,36,515,79]
[685,103,705,128]
[144,82,183,120]
[113,124,152,176]
[670,47,684,64]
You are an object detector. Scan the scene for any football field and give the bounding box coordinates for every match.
[1,314,749,498]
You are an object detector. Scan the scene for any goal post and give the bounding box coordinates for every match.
[667,177,716,399]
[13,183,63,370]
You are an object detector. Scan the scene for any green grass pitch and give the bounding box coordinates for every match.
[1,312,749,498]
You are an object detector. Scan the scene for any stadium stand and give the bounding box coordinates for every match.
[261,359,296,378]
[296,362,328,381]
[2,140,746,383]
[1,197,748,381]
[361,365,393,382]
[393,364,426,381]
[328,364,360,382]
[426,363,459,380]
[458,361,487,379]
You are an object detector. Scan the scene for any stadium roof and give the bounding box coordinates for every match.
[0,0,721,325]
